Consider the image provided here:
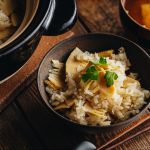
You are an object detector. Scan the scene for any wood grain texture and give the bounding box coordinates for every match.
[115,130,150,150]
[99,117,150,150]
[0,103,44,149]
[77,0,124,35]
[16,80,89,149]
[0,0,150,150]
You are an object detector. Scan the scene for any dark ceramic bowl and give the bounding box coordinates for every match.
[37,33,150,133]
[0,0,77,83]
[119,0,150,44]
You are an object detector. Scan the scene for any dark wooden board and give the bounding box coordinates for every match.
[77,0,124,35]
[16,80,89,149]
[0,0,150,150]
[0,103,44,149]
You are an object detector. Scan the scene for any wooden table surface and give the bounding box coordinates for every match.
[0,0,150,149]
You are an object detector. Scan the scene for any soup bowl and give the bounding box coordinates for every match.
[119,0,150,45]
[0,0,77,83]
[37,33,150,133]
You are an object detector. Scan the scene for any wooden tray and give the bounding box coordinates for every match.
[0,31,74,112]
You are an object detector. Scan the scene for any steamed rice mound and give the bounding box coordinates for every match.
[44,47,150,126]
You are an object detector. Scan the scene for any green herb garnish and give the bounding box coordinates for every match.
[104,71,118,87]
[82,66,99,82]
[92,57,108,65]
[99,57,107,65]
[82,57,118,85]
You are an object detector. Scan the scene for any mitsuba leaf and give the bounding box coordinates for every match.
[82,66,99,82]
[104,71,118,87]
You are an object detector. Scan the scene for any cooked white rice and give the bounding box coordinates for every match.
[44,47,150,126]
[0,0,18,43]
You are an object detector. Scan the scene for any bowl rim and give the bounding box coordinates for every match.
[120,0,150,32]
[37,32,150,129]
[0,0,55,57]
